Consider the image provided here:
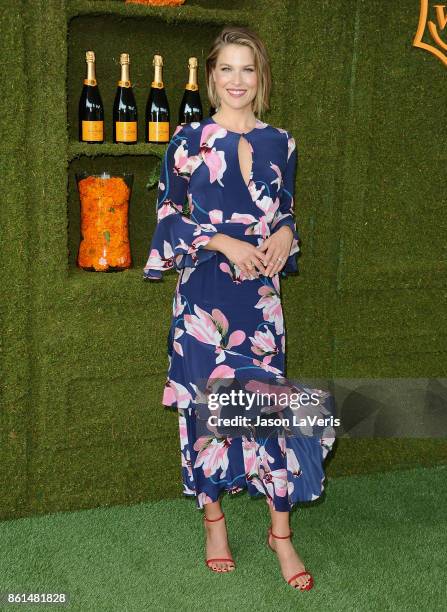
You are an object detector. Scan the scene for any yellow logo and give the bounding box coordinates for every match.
[413,1,447,66]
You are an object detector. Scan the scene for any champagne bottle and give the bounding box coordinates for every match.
[145,54,170,143]
[113,53,138,144]
[79,51,104,143]
[178,57,203,125]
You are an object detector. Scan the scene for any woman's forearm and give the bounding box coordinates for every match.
[206,227,293,250]
[203,233,232,254]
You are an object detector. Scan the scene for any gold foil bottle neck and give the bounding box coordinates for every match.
[152,59,164,88]
[85,51,97,85]
[186,58,198,91]
[120,53,130,65]
[153,54,164,67]
[119,53,131,85]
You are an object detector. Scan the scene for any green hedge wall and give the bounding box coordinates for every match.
[1,0,446,520]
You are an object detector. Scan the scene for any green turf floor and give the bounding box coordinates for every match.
[0,464,446,611]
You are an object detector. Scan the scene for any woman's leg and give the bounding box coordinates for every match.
[266,498,312,589]
[203,499,235,572]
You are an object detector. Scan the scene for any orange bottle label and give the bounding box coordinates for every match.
[82,120,103,141]
[148,121,169,142]
[116,121,137,142]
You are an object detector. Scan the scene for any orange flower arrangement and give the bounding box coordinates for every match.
[125,0,186,6]
[77,175,132,272]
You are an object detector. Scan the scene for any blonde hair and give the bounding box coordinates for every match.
[205,26,272,118]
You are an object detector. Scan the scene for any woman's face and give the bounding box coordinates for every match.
[212,43,258,112]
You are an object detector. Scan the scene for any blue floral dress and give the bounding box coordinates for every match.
[143,116,335,512]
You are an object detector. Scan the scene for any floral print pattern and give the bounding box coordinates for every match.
[143,116,335,511]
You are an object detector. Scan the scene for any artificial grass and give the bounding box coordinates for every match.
[0,463,445,611]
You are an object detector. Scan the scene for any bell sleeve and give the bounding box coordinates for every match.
[143,125,218,281]
[270,131,301,276]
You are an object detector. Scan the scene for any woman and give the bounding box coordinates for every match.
[143,26,335,591]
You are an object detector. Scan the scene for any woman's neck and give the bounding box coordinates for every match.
[212,109,257,133]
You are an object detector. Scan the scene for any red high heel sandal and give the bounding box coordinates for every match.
[204,512,235,572]
[267,525,314,591]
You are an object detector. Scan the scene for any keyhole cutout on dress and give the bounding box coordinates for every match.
[237,135,253,188]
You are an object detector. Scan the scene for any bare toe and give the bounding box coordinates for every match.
[292,576,309,589]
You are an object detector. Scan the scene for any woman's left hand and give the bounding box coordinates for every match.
[256,226,294,277]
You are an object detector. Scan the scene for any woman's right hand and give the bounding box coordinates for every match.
[205,234,268,279]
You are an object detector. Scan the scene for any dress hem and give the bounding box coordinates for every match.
[181,475,331,512]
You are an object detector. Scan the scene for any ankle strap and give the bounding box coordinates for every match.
[270,526,293,539]
[204,512,225,522]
